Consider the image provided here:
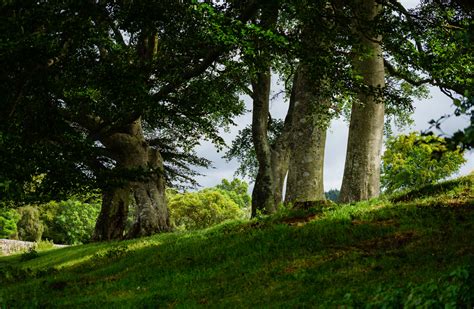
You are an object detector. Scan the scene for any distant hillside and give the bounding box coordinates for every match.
[1,175,473,307]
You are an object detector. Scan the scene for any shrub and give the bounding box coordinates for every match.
[168,189,245,230]
[381,132,466,194]
[0,208,20,239]
[41,199,100,245]
[16,206,44,242]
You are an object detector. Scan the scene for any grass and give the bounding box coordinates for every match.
[1,175,473,308]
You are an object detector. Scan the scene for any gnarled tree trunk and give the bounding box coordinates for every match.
[93,119,170,240]
[339,0,385,203]
[127,147,170,238]
[93,187,130,241]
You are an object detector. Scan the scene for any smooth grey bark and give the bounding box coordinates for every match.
[250,3,287,217]
[285,66,328,204]
[339,0,385,203]
[93,119,170,240]
[250,66,298,216]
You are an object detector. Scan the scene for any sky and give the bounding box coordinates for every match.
[193,84,473,191]
[191,0,473,191]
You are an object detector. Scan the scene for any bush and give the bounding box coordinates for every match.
[16,206,44,242]
[381,132,466,194]
[41,199,100,245]
[0,208,20,239]
[168,189,245,230]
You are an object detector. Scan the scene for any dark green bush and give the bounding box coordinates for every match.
[16,206,44,242]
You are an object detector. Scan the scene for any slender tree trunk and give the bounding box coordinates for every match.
[339,0,385,203]
[251,67,297,216]
[251,70,275,216]
[271,142,290,208]
[93,119,170,240]
[285,66,328,205]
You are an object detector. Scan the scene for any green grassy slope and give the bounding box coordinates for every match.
[1,175,473,308]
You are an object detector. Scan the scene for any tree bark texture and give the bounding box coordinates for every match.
[339,0,385,203]
[93,119,170,240]
[285,66,328,204]
[251,70,276,216]
[93,187,130,241]
[250,65,298,216]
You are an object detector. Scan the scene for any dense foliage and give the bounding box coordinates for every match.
[1,194,100,244]
[40,199,100,245]
[381,132,466,193]
[167,189,245,231]
[215,178,251,210]
[16,206,44,242]
[0,209,19,239]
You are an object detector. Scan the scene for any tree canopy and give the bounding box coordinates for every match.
[1,0,472,239]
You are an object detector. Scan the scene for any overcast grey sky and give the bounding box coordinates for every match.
[192,0,473,191]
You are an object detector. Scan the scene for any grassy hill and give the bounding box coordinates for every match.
[1,175,473,308]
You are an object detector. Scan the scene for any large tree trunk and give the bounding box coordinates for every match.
[127,148,170,238]
[93,187,130,241]
[93,119,170,240]
[285,66,328,205]
[339,0,385,203]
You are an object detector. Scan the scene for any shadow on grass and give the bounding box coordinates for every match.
[1,192,474,307]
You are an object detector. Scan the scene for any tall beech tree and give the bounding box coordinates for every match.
[246,1,298,215]
[1,1,262,239]
[339,0,386,203]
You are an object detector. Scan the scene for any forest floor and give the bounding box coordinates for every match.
[1,174,473,307]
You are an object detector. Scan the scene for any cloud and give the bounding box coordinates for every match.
[194,82,473,194]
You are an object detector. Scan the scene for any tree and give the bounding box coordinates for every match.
[339,0,386,203]
[246,1,293,216]
[381,1,474,154]
[230,0,357,213]
[325,189,340,202]
[1,1,261,240]
[381,132,466,193]
[215,178,251,210]
[167,189,244,231]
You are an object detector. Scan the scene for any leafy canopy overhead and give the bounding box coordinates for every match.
[0,1,281,201]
